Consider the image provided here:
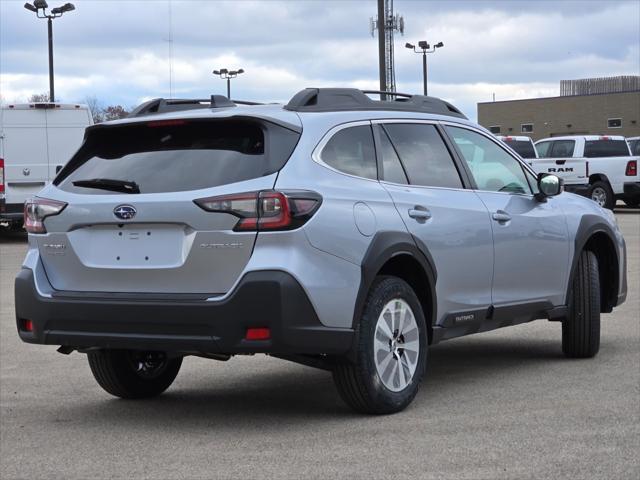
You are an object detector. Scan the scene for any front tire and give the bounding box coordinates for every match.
[333,276,428,414]
[589,181,615,210]
[88,350,182,399]
[562,251,600,358]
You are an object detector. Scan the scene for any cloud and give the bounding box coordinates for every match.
[1,0,638,118]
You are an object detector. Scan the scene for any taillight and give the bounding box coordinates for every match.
[194,190,321,232]
[626,160,637,176]
[24,197,67,234]
[0,158,4,194]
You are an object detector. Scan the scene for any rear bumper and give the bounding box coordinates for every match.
[564,184,591,197]
[15,268,353,356]
[0,201,23,222]
[622,182,640,200]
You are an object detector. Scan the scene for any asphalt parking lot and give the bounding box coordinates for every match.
[1,207,638,480]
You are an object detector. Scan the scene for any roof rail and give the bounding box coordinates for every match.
[128,96,265,118]
[284,88,467,119]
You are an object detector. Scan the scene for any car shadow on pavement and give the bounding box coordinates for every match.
[49,336,567,428]
[0,229,27,244]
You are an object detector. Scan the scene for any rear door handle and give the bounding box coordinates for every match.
[492,211,511,223]
[408,206,432,221]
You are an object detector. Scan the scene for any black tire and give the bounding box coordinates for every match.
[589,181,615,210]
[562,250,600,358]
[333,276,428,414]
[87,350,182,399]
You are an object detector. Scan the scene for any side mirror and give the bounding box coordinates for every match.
[537,173,562,200]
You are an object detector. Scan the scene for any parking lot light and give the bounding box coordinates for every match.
[23,1,76,103]
[212,68,245,99]
[406,39,444,95]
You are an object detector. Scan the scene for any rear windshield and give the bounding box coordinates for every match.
[55,119,300,194]
[584,140,629,158]
[504,140,536,159]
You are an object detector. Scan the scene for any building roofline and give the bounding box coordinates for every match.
[478,89,640,105]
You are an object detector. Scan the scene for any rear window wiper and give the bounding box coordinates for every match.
[72,178,140,194]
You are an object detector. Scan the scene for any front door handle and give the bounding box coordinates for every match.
[408,206,432,221]
[492,211,512,223]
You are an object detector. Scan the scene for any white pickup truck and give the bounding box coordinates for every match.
[531,135,639,209]
[496,135,538,159]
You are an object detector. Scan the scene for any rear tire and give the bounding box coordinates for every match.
[333,276,428,414]
[87,350,182,399]
[562,251,600,358]
[589,181,615,210]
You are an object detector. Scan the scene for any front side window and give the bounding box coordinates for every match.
[382,123,463,188]
[549,140,575,158]
[446,126,531,195]
[320,125,377,179]
[535,141,552,158]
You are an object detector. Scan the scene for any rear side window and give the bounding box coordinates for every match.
[382,124,462,188]
[320,125,377,179]
[56,119,300,194]
[584,140,629,158]
[504,140,536,159]
[630,139,640,156]
[375,126,408,184]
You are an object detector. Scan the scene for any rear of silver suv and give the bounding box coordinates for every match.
[15,90,627,414]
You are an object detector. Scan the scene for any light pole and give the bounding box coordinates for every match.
[24,1,76,103]
[212,68,244,99]
[405,40,443,96]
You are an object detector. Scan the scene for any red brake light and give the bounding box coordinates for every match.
[194,190,321,232]
[24,197,67,234]
[21,319,34,332]
[0,158,4,193]
[245,327,270,341]
[147,119,187,128]
[626,160,637,176]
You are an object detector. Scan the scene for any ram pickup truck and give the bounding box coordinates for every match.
[532,135,639,209]
[496,135,538,159]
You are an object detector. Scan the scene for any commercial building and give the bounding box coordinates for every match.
[477,76,640,141]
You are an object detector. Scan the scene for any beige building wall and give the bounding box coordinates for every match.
[477,91,640,141]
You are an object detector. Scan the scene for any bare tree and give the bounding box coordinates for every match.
[103,105,130,121]
[84,95,105,123]
[28,93,50,102]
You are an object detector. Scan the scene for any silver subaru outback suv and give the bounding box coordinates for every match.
[15,88,627,414]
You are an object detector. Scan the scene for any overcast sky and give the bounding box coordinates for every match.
[1,0,638,120]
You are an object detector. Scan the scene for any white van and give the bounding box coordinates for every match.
[0,103,93,227]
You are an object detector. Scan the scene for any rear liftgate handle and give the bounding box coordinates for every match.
[408,205,432,222]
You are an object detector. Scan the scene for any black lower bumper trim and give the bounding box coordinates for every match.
[15,269,353,356]
[622,182,640,200]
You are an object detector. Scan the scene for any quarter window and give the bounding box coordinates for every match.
[320,125,377,180]
[446,126,531,195]
[382,124,463,188]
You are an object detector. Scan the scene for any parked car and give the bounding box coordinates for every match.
[0,102,93,228]
[15,89,627,414]
[496,135,538,159]
[532,135,639,209]
[627,136,640,156]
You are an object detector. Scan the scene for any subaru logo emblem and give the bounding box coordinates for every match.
[23,168,31,176]
[113,205,137,220]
